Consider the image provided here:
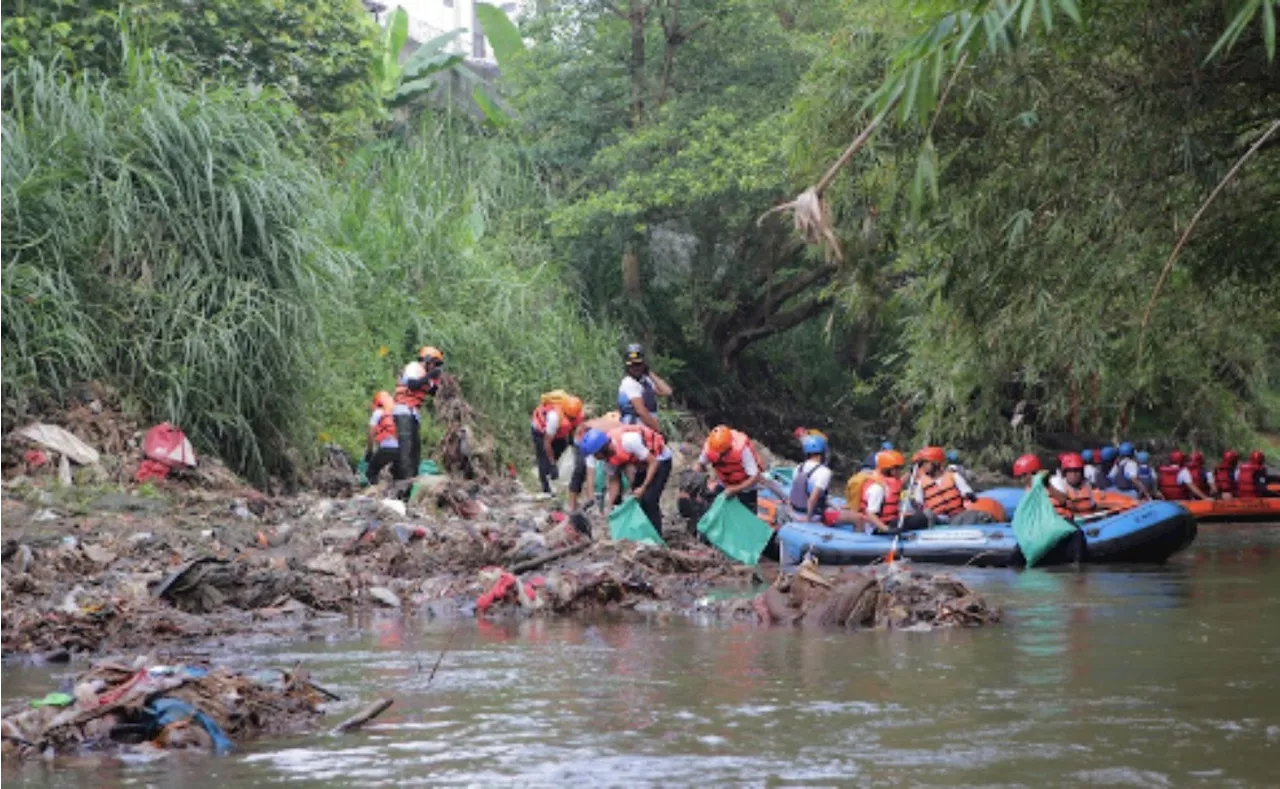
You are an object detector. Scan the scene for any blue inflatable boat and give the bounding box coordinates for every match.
[776,500,1196,568]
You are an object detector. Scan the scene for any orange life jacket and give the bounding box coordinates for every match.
[859,472,901,523]
[531,403,577,440]
[606,425,666,468]
[1236,462,1263,498]
[1213,464,1237,497]
[918,470,965,516]
[372,409,397,445]
[1053,482,1097,519]
[394,382,427,410]
[703,430,757,486]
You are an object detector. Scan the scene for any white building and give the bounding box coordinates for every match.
[383,0,527,62]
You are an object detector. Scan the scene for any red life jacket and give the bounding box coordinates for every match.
[1157,464,1186,500]
[859,472,902,523]
[1236,462,1262,498]
[531,404,576,440]
[372,409,397,445]
[1053,481,1097,519]
[703,430,757,486]
[918,470,965,516]
[1214,464,1237,497]
[606,425,666,468]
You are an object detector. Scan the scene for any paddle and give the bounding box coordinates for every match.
[896,462,919,531]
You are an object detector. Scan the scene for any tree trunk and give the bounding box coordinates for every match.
[629,0,648,127]
[622,247,642,297]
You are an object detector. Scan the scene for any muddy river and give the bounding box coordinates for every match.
[5,524,1279,786]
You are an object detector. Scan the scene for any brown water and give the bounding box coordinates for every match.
[5,524,1280,787]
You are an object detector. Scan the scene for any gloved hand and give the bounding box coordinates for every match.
[547,466,560,481]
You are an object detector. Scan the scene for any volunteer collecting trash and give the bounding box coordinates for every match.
[696,425,785,514]
[392,346,445,479]
[578,424,673,536]
[364,392,402,484]
[567,412,623,512]
[617,344,672,434]
[529,392,584,494]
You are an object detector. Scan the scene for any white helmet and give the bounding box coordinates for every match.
[402,361,427,379]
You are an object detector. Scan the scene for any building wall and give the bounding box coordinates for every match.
[385,0,525,61]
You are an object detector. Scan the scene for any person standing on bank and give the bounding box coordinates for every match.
[617,344,672,434]
[530,394,584,494]
[393,346,445,479]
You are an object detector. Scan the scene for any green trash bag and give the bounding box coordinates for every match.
[768,466,795,488]
[418,459,440,476]
[697,494,774,566]
[1012,472,1080,567]
[593,460,629,496]
[608,498,666,546]
[356,459,369,486]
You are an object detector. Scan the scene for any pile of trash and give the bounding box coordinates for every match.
[1,657,331,760]
[753,558,1000,630]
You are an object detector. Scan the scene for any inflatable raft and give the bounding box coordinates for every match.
[776,500,1196,568]
[1173,497,1280,522]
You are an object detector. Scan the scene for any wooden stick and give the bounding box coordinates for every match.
[332,698,393,734]
[507,540,591,574]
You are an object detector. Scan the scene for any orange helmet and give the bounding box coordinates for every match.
[562,395,583,419]
[913,446,946,465]
[419,346,444,364]
[707,425,734,455]
[374,391,394,411]
[1012,454,1041,477]
[1060,453,1085,471]
[876,450,906,471]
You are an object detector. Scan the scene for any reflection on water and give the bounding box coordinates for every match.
[5,525,1280,787]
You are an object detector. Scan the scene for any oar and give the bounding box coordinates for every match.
[896,462,919,531]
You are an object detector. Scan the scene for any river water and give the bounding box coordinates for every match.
[5,523,1279,787]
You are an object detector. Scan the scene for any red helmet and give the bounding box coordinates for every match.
[1170,450,1186,465]
[1060,453,1085,471]
[913,446,946,465]
[1223,450,1240,465]
[1250,451,1266,465]
[1188,451,1205,467]
[1012,454,1041,476]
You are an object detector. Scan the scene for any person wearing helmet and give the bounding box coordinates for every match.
[789,433,833,522]
[365,392,402,484]
[617,344,672,435]
[392,346,446,480]
[1133,451,1158,499]
[1012,454,1042,488]
[1176,451,1213,501]
[566,413,624,512]
[1048,453,1102,519]
[1109,442,1140,494]
[697,425,767,512]
[530,394,585,495]
[1157,450,1187,500]
[581,424,672,535]
[859,450,913,533]
[1080,449,1102,487]
[1096,446,1118,490]
[1235,451,1267,499]
[945,449,967,479]
[794,426,832,465]
[909,446,977,523]
[1212,450,1240,499]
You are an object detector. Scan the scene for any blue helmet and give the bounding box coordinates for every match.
[1100,446,1118,462]
[861,452,877,470]
[802,434,828,455]
[880,441,895,451]
[946,449,960,463]
[1118,441,1135,457]
[577,428,610,455]
[1136,450,1150,463]
[1081,449,1094,463]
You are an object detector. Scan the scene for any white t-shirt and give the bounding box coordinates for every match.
[605,431,672,475]
[864,481,886,515]
[1083,465,1102,486]
[1049,475,1069,494]
[618,375,654,404]
[539,409,561,436]
[1176,468,1199,488]
[799,459,831,494]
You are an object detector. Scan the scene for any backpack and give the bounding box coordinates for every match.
[540,389,573,408]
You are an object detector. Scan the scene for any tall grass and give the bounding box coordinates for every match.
[313,120,621,462]
[2,58,344,483]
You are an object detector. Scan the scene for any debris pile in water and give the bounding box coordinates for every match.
[753,559,1000,630]
[1,658,328,761]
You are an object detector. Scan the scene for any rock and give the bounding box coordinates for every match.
[305,553,350,579]
[318,527,361,544]
[31,510,61,522]
[367,587,401,608]
[12,544,34,573]
[128,532,154,546]
[378,499,407,519]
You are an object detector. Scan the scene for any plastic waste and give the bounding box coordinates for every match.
[696,494,773,566]
[28,692,73,708]
[1012,472,1080,567]
[608,498,665,546]
[145,697,234,755]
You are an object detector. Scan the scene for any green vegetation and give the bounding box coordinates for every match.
[3,0,1277,484]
